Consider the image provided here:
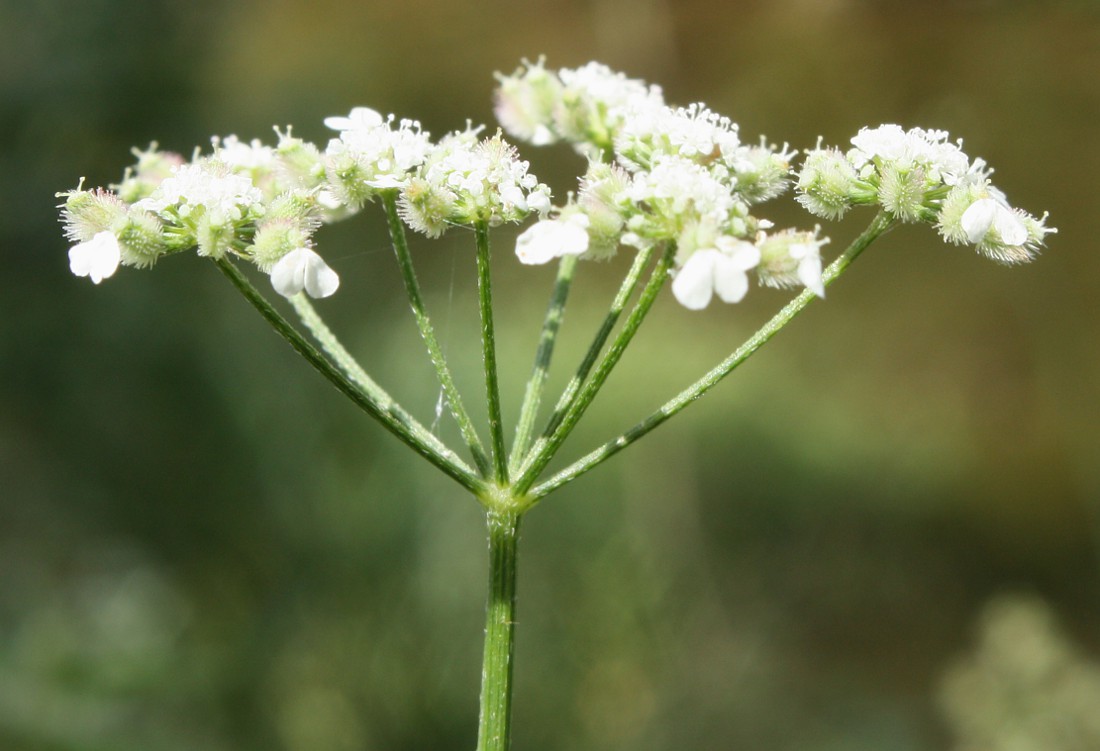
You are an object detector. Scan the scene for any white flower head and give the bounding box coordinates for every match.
[849,124,970,185]
[69,230,121,284]
[135,162,264,226]
[757,228,830,297]
[494,58,563,147]
[407,129,551,232]
[553,62,664,157]
[628,156,737,227]
[960,196,1028,247]
[671,238,760,310]
[213,135,276,172]
[515,213,590,265]
[616,103,740,172]
[796,146,858,220]
[936,180,1054,264]
[270,247,340,299]
[323,108,432,207]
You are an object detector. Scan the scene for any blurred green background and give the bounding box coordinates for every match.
[3,1,1099,749]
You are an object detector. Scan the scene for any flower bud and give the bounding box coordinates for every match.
[729,140,792,204]
[115,208,168,268]
[114,144,185,204]
[58,187,128,243]
[578,162,630,259]
[249,218,314,272]
[398,177,457,238]
[937,182,1053,264]
[494,58,563,147]
[795,148,857,220]
[756,228,829,297]
[195,212,237,259]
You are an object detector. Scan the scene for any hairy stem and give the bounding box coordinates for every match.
[383,192,491,476]
[476,222,509,484]
[214,257,484,495]
[508,254,577,475]
[476,508,521,751]
[515,244,675,494]
[530,211,897,499]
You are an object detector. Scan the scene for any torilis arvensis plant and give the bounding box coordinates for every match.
[59,59,1054,750]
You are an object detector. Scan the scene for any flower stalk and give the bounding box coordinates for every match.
[383,191,492,476]
[529,210,897,499]
[477,508,522,751]
[477,222,510,484]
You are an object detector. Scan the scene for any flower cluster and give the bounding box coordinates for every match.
[494,59,664,160]
[498,60,818,310]
[60,110,551,298]
[60,61,1053,309]
[796,125,1055,263]
[60,135,338,299]
[398,127,551,238]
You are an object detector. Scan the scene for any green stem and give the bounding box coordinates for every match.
[529,211,897,499]
[477,508,521,751]
[508,254,577,476]
[510,246,654,479]
[289,293,378,394]
[476,223,509,484]
[214,257,485,496]
[515,244,675,495]
[382,192,491,477]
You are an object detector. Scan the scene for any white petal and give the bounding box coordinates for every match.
[711,255,750,303]
[324,107,383,132]
[303,251,340,298]
[69,231,121,284]
[993,206,1028,246]
[515,219,589,265]
[960,198,998,244]
[671,251,716,310]
[270,249,307,298]
[526,189,552,216]
[798,253,825,298]
[716,238,761,271]
[271,248,339,299]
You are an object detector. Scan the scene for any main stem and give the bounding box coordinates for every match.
[476,222,509,483]
[477,508,521,751]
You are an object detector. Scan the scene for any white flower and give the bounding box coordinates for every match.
[616,103,740,171]
[787,239,826,297]
[627,156,737,226]
[410,130,551,230]
[671,239,760,310]
[515,214,590,265]
[270,247,340,299]
[69,230,121,284]
[324,107,385,133]
[135,163,264,225]
[960,196,1028,246]
[213,135,276,171]
[323,109,432,202]
[756,228,829,297]
[849,125,969,184]
[494,59,563,146]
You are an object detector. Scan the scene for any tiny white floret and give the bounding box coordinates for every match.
[270,247,340,299]
[69,231,121,284]
[324,107,385,133]
[515,215,590,265]
[788,241,826,298]
[961,197,1028,246]
[671,240,760,310]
